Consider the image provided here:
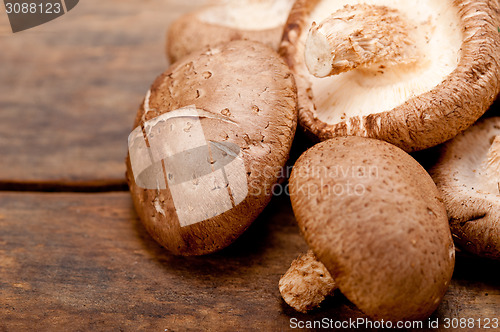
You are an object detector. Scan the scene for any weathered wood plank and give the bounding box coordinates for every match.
[0,192,498,331]
[0,0,205,189]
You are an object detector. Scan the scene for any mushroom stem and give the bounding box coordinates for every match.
[485,135,500,193]
[279,250,337,313]
[304,4,417,78]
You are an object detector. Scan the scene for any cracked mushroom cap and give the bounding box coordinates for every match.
[289,136,455,321]
[167,0,295,63]
[431,117,500,259]
[126,40,297,255]
[280,0,500,152]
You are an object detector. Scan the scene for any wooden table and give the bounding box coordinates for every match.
[1,1,499,331]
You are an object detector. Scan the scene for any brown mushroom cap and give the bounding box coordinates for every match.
[127,40,297,255]
[289,136,455,321]
[280,0,500,152]
[167,0,294,63]
[431,117,500,259]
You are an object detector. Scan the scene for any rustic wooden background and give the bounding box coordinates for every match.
[0,0,204,190]
[0,0,499,331]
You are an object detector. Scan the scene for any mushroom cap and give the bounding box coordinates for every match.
[127,40,297,255]
[167,0,294,63]
[431,117,500,259]
[289,136,455,321]
[280,0,500,152]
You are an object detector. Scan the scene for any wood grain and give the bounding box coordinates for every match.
[0,0,205,189]
[0,192,498,331]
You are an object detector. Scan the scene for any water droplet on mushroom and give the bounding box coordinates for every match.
[203,71,212,79]
[221,108,231,116]
[252,105,260,113]
[184,122,192,132]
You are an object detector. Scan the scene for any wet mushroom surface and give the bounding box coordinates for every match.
[127,40,297,256]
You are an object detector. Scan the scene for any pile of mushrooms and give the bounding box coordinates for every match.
[276,0,499,319]
[125,0,500,323]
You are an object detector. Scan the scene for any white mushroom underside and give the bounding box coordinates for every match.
[446,121,500,196]
[306,0,462,124]
[198,0,295,30]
